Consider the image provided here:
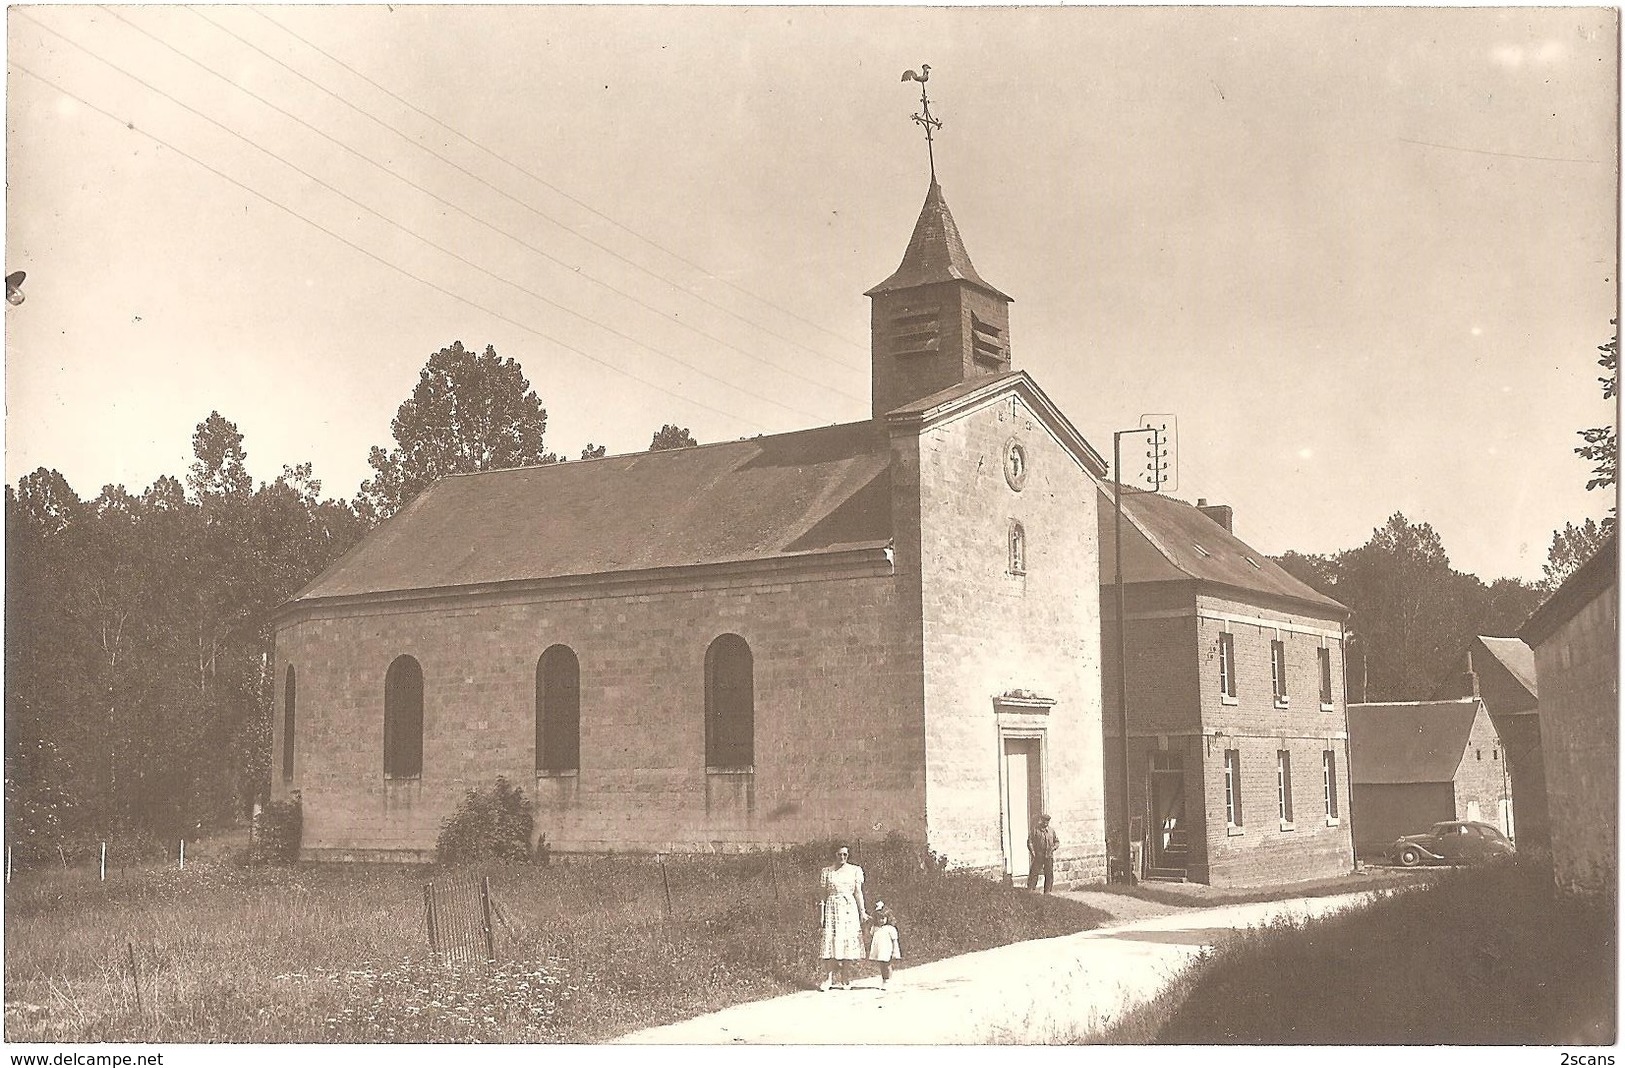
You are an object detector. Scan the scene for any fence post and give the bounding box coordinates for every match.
[179,839,185,871]
[480,876,496,962]
[57,844,67,873]
[100,842,107,882]
[423,882,438,955]
[6,845,11,885]
[126,941,141,1018]
[657,853,673,941]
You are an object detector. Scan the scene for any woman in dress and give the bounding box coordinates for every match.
[817,844,868,990]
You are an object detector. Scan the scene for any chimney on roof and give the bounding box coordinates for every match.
[1196,499,1233,533]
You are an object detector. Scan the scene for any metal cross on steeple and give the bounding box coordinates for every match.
[901,64,941,182]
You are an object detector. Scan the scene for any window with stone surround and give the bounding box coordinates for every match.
[1224,748,1243,829]
[1277,750,1294,826]
[283,665,296,783]
[705,634,754,770]
[1271,639,1289,707]
[1319,646,1334,709]
[383,655,423,779]
[1009,521,1026,575]
[1323,750,1340,820]
[1218,631,1237,702]
[536,645,581,774]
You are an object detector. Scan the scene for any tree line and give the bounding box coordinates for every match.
[1272,325,1617,703]
[3,342,698,856]
[5,328,1612,852]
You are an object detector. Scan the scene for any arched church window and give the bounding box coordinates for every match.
[536,645,581,773]
[384,655,424,779]
[1009,521,1027,575]
[283,665,297,783]
[705,634,754,770]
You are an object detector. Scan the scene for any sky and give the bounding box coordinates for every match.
[5,5,1618,583]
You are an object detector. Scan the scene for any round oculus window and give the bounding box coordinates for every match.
[1004,439,1029,491]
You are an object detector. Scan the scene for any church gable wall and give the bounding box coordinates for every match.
[273,559,924,858]
[911,391,1108,883]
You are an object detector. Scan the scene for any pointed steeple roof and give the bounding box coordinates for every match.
[866,181,1011,301]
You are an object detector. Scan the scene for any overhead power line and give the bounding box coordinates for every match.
[9,60,771,431]
[23,13,831,424]
[251,6,871,364]
[201,7,868,374]
[100,7,862,407]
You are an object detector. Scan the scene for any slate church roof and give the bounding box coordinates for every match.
[289,420,894,606]
[1099,488,1348,616]
[865,180,1012,301]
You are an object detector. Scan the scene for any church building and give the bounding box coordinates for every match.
[271,179,1112,884]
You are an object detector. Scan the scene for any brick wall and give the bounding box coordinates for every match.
[273,555,925,859]
[1100,587,1353,886]
[1533,583,1619,894]
[1194,595,1353,886]
[905,391,1108,883]
[1104,593,1349,887]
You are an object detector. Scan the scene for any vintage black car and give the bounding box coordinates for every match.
[1388,820,1515,867]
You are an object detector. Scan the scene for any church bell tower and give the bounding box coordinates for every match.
[866,182,1013,419]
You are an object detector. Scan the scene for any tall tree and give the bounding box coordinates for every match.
[187,411,253,503]
[358,341,554,520]
[1575,325,1617,509]
[579,443,607,460]
[1273,514,1546,702]
[1542,518,1612,592]
[5,419,368,849]
[648,424,699,451]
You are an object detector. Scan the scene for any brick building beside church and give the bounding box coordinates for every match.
[271,180,1112,884]
[1099,489,1356,885]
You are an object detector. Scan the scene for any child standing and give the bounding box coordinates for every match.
[867,900,902,989]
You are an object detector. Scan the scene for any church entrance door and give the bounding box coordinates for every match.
[1002,737,1044,880]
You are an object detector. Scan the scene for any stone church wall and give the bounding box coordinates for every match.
[273,555,924,860]
[904,391,1108,884]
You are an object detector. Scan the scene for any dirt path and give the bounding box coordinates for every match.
[615,891,1377,1044]
[1053,887,1193,926]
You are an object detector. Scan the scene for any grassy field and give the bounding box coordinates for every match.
[1093,858,1616,1044]
[4,839,1110,1043]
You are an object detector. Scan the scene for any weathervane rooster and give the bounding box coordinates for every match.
[901,64,942,182]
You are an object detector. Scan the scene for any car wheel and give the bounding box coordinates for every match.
[1398,846,1422,867]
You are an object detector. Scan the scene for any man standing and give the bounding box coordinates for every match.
[1027,814,1059,893]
